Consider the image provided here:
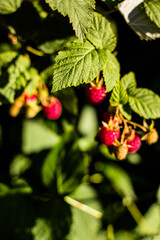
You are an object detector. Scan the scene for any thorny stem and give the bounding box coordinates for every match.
[64,196,103,219]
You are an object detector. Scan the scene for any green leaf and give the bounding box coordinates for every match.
[78,105,98,137]
[144,0,160,28]
[0,0,23,14]
[46,0,95,42]
[0,51,18,68]
[119,103,132,120]
[57,143,85,195]
[103,51,120,92]
[118,0,160,40]
[55,88,78,116]
[32,218,52,240]
[41,141,63,187]
[0,55,31,103]
[86,12,116,50]
[67,184,105,240]
[121,72,137,95]
[22,119,61,154]
[38,37,75,54]
[104,163,136,199]
[25,68,39,96]
[9,154,32,177]
[110,81,128,106]
[137,203,160,235]
[52,40,108,92]
[128,88,160,119]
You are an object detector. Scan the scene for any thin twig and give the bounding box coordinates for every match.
[64,196,103,219]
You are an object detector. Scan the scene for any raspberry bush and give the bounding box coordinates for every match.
[0,0,160,239]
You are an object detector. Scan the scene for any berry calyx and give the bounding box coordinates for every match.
[127,134,141,153]
[42,96,62,120]
[99,126,120,146]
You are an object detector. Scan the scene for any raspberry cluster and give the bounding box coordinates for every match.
[9,82,62,120]
[98,110,159,160]
[85,73,159,160]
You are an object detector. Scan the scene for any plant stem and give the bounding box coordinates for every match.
[64,196,103,219]
[26,46,44,56]
[123,199,151,234]
[96,71,100,84]
[120,113,147,132]
[107,224,115,240]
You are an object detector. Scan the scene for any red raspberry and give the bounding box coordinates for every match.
[127,134,141,153]
[23,92,38,105]
[85,86,106,105]
[42,96,62,120]
[99,126,120,146]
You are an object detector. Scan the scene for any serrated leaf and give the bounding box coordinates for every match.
[0,0,23,14]
[110,81,128,106]
[121,72,137,95]
[103,51,120,92]
[118,0,160,40]
[0,55,31,103]
[86,12,116,50]
[46,0,95,41]
[38,37,75,54]
[119,103,132,120]
[129,88,160,119]
[52,40,108,92]
[104,163,136,199]
[144,0,160,28]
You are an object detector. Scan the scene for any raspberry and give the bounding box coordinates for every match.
[42,96,62,120]
[115,144,128,160]
[99,126,120,146]
[23,92,38,105]
[127,134,141,153]
[85,85,106,105]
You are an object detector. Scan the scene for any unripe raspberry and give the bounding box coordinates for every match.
[99,126,120,146]
[115,144,128,160]
[42,96,62,120]
[85,86,106,105]
[127,134,141,153]
[145,128,159,145]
